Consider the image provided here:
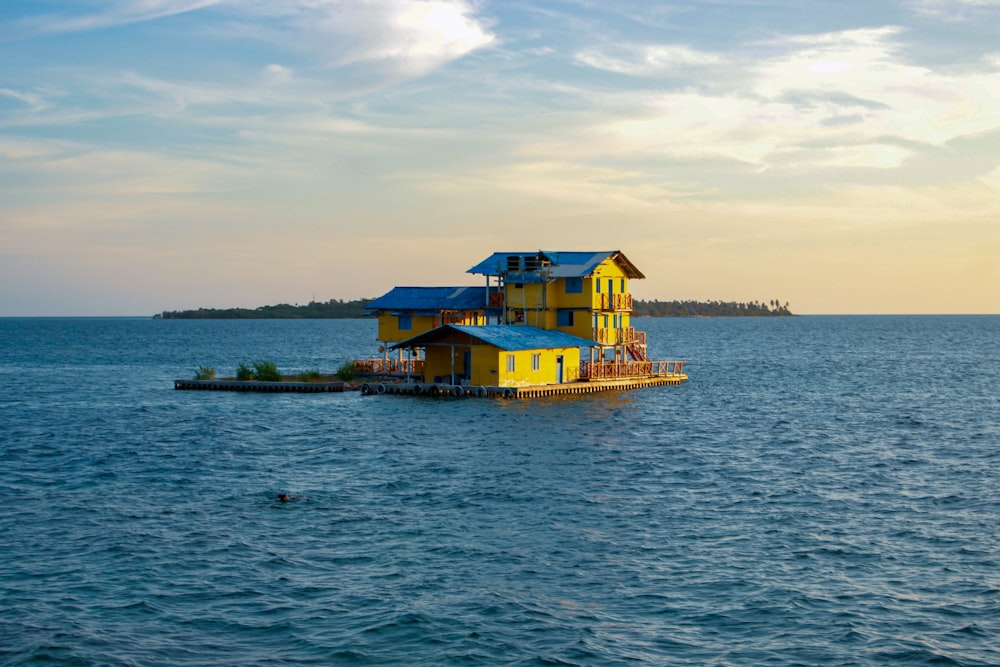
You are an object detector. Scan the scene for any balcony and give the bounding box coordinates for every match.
[594,327,646,346]
[598,293,633,311]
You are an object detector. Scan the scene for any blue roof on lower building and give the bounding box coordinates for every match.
[366,286,489,312]
[390,325,595,352]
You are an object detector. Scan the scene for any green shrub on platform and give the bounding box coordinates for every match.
[194,365,216,380]
[298,370,322,382]
[252,360,282,382]
[336,361,356,381]
[236,362,254,381]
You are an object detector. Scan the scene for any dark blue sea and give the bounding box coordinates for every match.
[1,316,998,666]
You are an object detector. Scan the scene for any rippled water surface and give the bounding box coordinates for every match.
[1,316,998,665]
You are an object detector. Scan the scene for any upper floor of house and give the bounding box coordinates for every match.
[467,250,644,342]
[367,250,647,347]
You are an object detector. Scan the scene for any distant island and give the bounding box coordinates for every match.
[634,299,793,317]
[154,298,793,319]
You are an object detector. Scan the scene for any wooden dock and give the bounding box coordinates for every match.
[174,379,345,393]
[359,373,687,399]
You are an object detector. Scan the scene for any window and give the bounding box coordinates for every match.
[531,353,540,371]
[565,277,583,294]
[620,278,626,293]
[557,310,574,327]
[506,354,516,372]
[399,315,412,330]
[595,278,601,293]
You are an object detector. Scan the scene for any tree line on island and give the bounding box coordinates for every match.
[154,298,793,319]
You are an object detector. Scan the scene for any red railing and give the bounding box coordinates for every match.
[580,360,684,380]
[354,358,425,376]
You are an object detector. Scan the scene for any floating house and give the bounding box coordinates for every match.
[359,250,686,396]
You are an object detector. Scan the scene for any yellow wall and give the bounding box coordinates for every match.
[470,345,500,386]
[499,258,635,343]
[495,346,581,387]
[377,311,485,343]
[423,345,466,383]
[589,259,630,310]
[420,342,582,387]
[377,314,438,343]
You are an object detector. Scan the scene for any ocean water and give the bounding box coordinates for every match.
[1,316,998,666]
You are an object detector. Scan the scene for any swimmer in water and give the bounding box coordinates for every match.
[277,493,290,502]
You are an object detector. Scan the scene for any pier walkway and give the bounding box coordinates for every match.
[174,379,345,393]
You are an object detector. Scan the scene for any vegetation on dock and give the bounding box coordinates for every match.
[160,297,792,319]
[220,360,338,382]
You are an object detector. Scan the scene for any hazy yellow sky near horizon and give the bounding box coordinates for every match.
[2,0,999,315]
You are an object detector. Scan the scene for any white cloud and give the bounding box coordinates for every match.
[225,0,494,77]
[7,0,493,80]
[0,87,50,111]
[909,0,1000,20]
[575,43,722,76]
[7,0,219,36]
[556,26,1000,171]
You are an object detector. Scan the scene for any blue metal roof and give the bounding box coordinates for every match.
[466,250,643,280]
[366,286,490,312]
[390,325,595,352]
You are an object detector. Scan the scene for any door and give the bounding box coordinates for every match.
[556,355,564,384]
[463,351,472,381]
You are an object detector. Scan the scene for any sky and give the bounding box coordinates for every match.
[2,0,999,315]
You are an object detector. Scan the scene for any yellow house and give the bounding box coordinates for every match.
[359,250,686,388]
[466,250,649,366]
[389,324,594,387]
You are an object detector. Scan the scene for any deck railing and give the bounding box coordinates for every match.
[598,293,633,311]
[581,359,684,380]
[594,327,646,346]
[354,358,425,376]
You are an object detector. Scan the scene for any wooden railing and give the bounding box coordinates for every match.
[581,360,684,380]
[598,293,633,311]
[354,358,425,376]
[594,327,646,346]
[488,291,504,307]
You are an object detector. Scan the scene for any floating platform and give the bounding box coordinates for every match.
[174,379,345,393]
[359,374,687,399]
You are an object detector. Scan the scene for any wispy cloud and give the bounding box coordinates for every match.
[6,0,494,80]
[575,44,722,76]
[911,0,1000,20]
[566,26,1000,171]
[0,87,51,112]
[6,0,220,37]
